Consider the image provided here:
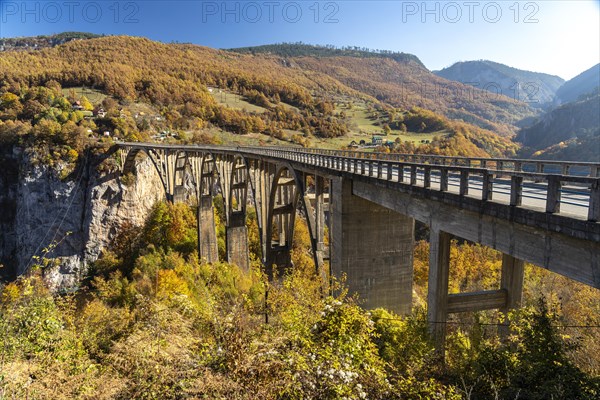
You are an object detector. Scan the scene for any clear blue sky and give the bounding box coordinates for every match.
[1,0,599,80]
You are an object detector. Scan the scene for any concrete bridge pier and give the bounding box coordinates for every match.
[313,175,327,270]
[173,186,186,203]
[427,227,526,353]
[266,247,293,280]
[427,228,451,349]
[226,211,249,270]
[330,178,415,315]
[304,175,328,279]
[198,195,219,263]
[499,254,525,338]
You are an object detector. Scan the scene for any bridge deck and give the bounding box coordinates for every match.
[117,142,600,238]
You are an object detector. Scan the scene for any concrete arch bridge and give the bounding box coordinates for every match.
[115,142,600,347]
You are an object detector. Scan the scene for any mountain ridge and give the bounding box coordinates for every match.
[555,63,600,104]
[434,60,565,107]
[0,32,103,51]
[229,43,426,68]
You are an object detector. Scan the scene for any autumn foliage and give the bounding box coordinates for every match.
[1,201,598,399]
[1,36,532,159]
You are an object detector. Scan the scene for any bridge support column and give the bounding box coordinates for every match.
[499,254,525,337]
[427,229,451,353]
[266,247,293,280]
[330,178,414,315]
[173,186,186,203]
[227,212,249,270]
[314,176,326,269]
[198,195,219,263]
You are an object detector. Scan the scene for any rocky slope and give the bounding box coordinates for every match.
[0,146,164,290]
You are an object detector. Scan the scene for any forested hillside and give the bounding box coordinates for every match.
[231,43,425,66]
[517,92,600,161]
[232,43,536,136]
[0,35,532,158]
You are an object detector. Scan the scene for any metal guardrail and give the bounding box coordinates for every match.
[117,143,600,222]
[246,146,600,177]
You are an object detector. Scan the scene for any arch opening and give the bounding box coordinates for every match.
[229,156,248,217]
[265,166,302,279]
[121,147,169,199]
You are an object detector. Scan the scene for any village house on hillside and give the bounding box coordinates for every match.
[93,107,107,118]
[349,136,387,148]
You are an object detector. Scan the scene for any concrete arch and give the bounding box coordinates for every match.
[264,163,316,278]
[173,151,191,187]
[228,155,249,218]
[121,147,169,198]
[118,148,318,276]
[199,152,218,198]
[197,152,220,264]
[172,151,199,203]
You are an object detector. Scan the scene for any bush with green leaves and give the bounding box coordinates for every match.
[445,299,600,400]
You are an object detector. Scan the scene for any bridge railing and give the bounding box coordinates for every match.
[243,146,600,178]
[117,142,600,222]
[237,146,600,222]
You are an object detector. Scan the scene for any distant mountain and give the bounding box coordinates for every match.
[555,64,600,104]
[0,32,102,51]
[434,60,564,107]
[516,92,600,161]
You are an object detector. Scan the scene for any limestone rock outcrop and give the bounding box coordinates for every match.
[0,147,164,290]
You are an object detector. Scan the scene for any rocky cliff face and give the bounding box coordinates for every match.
[0,146,164,290]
